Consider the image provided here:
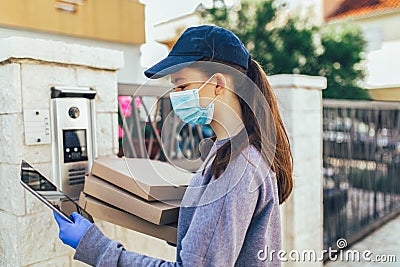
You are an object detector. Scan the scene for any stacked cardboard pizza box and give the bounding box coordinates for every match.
[79,157,193,245]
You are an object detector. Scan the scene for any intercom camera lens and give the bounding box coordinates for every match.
[68,107,80,119]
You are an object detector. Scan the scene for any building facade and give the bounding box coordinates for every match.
[324,0,400,101]
[0,0,146,83]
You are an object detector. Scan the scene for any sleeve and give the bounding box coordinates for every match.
[73,154,261,267]
[73,224,181,267]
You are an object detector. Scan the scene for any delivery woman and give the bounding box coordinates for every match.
[54,25,293,267]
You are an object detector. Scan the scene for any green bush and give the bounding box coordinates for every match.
[201,0,371,100]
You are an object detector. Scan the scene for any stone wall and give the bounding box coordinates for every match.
[0,37,175,267]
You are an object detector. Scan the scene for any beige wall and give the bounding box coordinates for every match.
[0,0,145,45]
[368,87,400,101]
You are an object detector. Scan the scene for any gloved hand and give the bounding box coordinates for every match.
[53,211,93,249]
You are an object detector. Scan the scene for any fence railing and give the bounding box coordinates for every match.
[322,99,400,256]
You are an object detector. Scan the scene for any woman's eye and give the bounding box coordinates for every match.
[177,85,186,91]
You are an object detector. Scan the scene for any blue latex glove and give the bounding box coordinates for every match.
[53,211,93,249]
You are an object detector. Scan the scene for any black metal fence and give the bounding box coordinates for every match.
[322,99,400,256]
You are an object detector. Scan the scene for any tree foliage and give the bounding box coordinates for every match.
[200,0,370,100]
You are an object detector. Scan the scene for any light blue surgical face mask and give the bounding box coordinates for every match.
[169,75,218,125]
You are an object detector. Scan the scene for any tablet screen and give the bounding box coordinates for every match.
[20,160,94,223]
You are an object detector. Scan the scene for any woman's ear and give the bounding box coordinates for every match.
[214,73,227,95]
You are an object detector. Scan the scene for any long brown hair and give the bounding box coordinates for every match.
[190,57,293,204]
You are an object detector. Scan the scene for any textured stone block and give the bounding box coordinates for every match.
[24,190,47,216]
[294,227,324,257]
[0,114,22,163]
[95,218,116,240]
[25,255,70,267]
[274,87,322,112]
[294,186,322,234]
[291,111,322,137]
[0,63,22,115]
[293,158,322,190]
[0,37,124,70]
[95,113,114,157]
[269,74,327,92]
[0,163,25,216]
[115,226,176,262]
[0,114,52,164]
[76,68,118,113]
[21,63,77,110]
[24,161,53,216]
[111,112,119,155]
[0,211,20,267]
[18,210,74,266]
[290,136,321,162]
[71,258,90,267]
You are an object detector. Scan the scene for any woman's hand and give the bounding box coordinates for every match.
[53,211,93,249]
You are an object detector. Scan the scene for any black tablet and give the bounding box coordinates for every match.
[20,160,94,223]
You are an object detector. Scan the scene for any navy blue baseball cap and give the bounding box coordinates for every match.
[144,25,251,79]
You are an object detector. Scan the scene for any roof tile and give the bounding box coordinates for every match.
[327,0,400,20]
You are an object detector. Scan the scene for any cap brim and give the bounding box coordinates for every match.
[144,55,204,79]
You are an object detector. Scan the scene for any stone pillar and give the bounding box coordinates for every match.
[0,37,123,266]
[269,74,327,267]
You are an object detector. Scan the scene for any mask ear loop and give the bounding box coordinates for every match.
[198,74,216,92]
[198,74,223,105]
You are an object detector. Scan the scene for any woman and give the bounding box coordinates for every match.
[54,25,293,267]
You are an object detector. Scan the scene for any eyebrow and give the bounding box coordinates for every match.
[171,77,186,85]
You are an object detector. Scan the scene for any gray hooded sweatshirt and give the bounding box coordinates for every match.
[73,138,282,266]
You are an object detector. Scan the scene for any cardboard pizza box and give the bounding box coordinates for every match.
[91,157,193,201]
[79,193,178,245]
[84,174,180,225]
